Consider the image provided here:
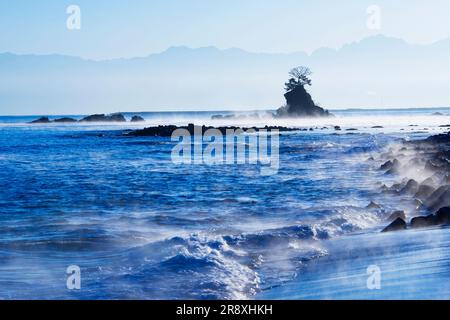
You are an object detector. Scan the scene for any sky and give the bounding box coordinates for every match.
[1,1,450,115]
[1,0,450,59]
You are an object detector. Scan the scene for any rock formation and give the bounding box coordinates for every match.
[130,115,145,122]
[276,85,331,118]
[276,67,331,118]
[79,113,126,122]
[54,117,77,123]
[30,117,51,124]
[128,123,299,137]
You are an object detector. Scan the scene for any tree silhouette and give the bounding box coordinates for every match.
[285,66,312,92]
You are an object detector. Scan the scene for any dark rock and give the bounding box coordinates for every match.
[399,179,419,195]
[276,85,331,118]
[389,181,407,193]
[80,113,126,122]
[380,160,393,170]
[30,117,51,124]
[334,126,341,131]
[129,125,179,137]
[130,115,145,122]
[54,117,77,123]
[366,201,381,209]
[381,218,407,233]
[346,128,358,131]
[380,159,400,171]
[80,114,105,122]
[414,184,435,201]
[435,207,450,224]
[371,126,384,129]
[382,159,401,175]
[109,113,127,122]
[128,124,299,137]
[387,211,406,222]
[423,185,450,211]
[410,215,435,229]
[381,182,407,194]
[411,207,450,229]
[425,133,450,143]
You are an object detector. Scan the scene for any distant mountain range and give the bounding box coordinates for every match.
[1,35,450,115]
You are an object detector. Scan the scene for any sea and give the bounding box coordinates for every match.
[0,108,449,299]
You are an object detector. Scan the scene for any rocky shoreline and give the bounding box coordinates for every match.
[373,133,450,232]
[126,123,302,137]
[30,113,145,124]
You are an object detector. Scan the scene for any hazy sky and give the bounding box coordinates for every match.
[1,0,450,59]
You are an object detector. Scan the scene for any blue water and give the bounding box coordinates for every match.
[0,109,449,299]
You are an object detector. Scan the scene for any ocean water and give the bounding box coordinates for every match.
[0,108,449,299]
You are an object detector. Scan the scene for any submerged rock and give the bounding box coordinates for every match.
[128,124,299,137]
[130,115,145,122]
[30,117,51,124]
[54,117,77,123]
[80,113,126,122]
[382,218,407,233]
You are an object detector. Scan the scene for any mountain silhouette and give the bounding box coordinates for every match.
[1,35,450,114]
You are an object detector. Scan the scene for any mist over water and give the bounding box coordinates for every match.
[0,108,449,299]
